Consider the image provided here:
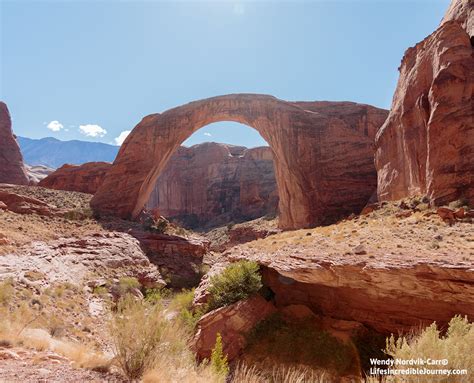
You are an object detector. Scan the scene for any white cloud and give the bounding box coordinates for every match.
[46,120,64,132]
[79,124,107,138]
[114,130,131,145]
[233,3,245,15]
[203,132,212,137]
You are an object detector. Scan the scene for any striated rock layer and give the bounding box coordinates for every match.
[0,102,29,185]
[91,95,388,229]
[375,0,474,206]
[146,142,278,229]
[39,162,112,194]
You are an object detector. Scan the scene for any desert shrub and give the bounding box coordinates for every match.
[231,362,332,383]
[0,279,14,306]
[207,261,262,310]
[385,315,473,383]
[110,297,164,380]
[168,289,206,331]
[63,207,93,221]
[143,214,169,234]
[210,333,229,377]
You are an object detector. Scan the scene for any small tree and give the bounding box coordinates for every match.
[210,333,229,377]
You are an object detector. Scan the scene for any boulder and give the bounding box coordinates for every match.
[375,1,474,206]
[0,102,29,185]
[191,295,276,360]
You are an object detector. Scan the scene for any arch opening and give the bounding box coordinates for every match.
[144,122,280,230]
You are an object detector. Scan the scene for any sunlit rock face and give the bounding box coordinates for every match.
[39,162,112,194]
[0,102,29,185]
[91,94,388,229]
[375,0,474,206]
[146,142,278,229]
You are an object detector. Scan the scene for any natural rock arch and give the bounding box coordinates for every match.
[91,94,388,229]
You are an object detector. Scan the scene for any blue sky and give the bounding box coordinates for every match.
[1,0,449,147]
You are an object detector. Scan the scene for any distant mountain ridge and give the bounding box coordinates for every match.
[18,136,119,168]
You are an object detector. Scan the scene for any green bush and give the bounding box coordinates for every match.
[210,333,229,377]
[207,261,262,310]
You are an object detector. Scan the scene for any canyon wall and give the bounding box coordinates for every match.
[375,0,474,205]
[146,143,278,229]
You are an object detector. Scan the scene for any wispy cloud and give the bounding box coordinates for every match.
[204,132,212,137]
[46,120,64,132]
[79,124,107,138]
[114,130,131,145]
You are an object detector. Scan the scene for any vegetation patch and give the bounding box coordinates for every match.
[207,260,263,311]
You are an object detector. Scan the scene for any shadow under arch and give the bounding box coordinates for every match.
[91,94,388,229]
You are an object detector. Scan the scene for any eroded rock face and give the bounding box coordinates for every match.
[91,95,388,229]
[375,2,474,206]
[0,232,165,289]
[146,143,278,229]
[25,164,55,184]
[39,162,112,194]
[0,102,29,185]
[191,295,276,360]
[130,229,210,288]
[0,190,62,217]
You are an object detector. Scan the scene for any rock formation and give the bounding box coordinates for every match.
[0,102,29,185]
[91,95,388,229]
[25,164,55,184]
[375,0,474,206]
[39,162,112,194]
[0,232,165,289]
[146,143,278,229]
[191,295,276,360]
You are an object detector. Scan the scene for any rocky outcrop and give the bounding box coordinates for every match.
[39,162,112,194]
[91,95,388,229]
[227,250,474,334]
[25,164,55,184]
[0,102,29,185]
[0,232,165,289]
[375,0,474,206]
[0,190,62,216]
[191,295,276,360]
[130,229,210,288]
[146,143,278,229]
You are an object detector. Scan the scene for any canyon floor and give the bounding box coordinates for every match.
[0,184,472,382]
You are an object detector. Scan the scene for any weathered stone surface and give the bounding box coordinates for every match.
[91,95,388,229]
[39,162,112,194]
[146,143,278,229]
[130,229,210,288]
[25,164,55,184]
[375,2,474,206]
[0,190,60,216]
[191,295,276,360]
[0,102,29,185]
[0,232,165,289]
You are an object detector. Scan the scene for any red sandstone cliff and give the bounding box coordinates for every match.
[375,0,474,206]
[0,102,29,185]
[146,142,278,229]
[39,162,112,194]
